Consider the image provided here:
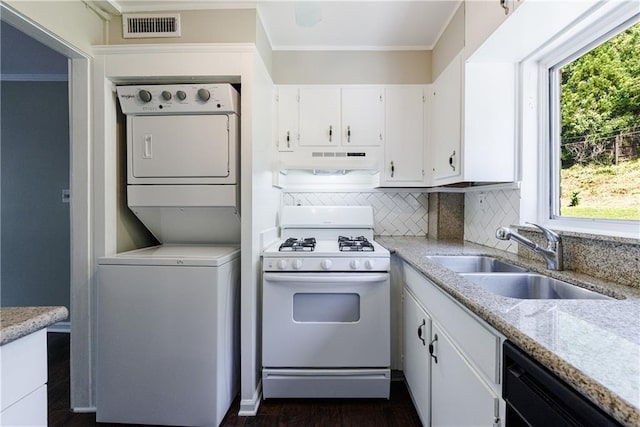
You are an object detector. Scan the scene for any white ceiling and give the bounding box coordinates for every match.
[100,1,460,50]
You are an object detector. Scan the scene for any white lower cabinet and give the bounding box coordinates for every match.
[403,288,432,424]
[0,328,48,426]
[402,261,503,426]
[431,324,499,427]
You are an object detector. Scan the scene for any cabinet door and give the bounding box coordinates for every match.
[341,87,384,147]
[403,289,431,426]
[277,86,298,152]
[431,53,462,183]
[383,86,426,184]
[299,87,341,146]
[431,323,499,427]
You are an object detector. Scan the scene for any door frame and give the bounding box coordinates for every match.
[1,3,95,411]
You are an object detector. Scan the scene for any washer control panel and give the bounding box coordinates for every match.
[116,83,239,115]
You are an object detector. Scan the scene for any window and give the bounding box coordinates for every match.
[548,18,640,223]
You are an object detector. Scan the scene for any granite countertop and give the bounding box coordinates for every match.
[0,306,69,346]
[377,236,640,427]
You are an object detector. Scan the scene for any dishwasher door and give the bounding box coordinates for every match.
[502,341,621,427]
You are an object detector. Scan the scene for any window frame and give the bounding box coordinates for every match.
[525,5,640,239]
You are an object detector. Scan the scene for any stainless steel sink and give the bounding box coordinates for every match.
[427,255,527,273]
[460,273,613,300]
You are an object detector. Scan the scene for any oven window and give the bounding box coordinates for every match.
[293,293,360,322]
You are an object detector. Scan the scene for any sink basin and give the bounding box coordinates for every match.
[427,255,527,273]
[460,273,612,300]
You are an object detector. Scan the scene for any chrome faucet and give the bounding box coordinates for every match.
[496,223,564,270]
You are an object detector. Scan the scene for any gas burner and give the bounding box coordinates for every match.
[279,237,317,252]
[338,236,375,252]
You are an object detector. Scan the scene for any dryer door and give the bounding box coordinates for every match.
[129,114,229,179]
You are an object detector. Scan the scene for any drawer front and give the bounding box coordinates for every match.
[0,328,47,411]
[403,262,500,384]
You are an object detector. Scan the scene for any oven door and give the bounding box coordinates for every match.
[262,272,390,368]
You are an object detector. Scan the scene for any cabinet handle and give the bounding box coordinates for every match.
[500,0,509,15]
[449,150,456,171]
[286,131,290,148]
[347,125,351,143]
[329,125,333,142]
[390,161,395,178]
[428,334,438,364]
[417,319,426,346]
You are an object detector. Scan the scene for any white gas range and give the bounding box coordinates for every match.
[261,206,391,399]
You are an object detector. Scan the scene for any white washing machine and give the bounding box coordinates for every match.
[96,245,240,427]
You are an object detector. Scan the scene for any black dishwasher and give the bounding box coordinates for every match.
[503,341,621,426]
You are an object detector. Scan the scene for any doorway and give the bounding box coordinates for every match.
[0,21,70,324]
[0,4,94,411]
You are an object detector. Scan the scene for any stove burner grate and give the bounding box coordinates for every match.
[279,237,316,252]
[338,236,375,252]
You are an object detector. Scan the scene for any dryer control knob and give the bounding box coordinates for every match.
[176,90,187,101]
[197,88,211,101]
[350,260,361,270]
[277,260,288,270]
[138,90,152,103]
[161,90,172,100]
[321,259,333,270]
[364,260,374,270]
[292,259,303,270]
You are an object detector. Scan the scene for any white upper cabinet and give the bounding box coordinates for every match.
[298,87,342,147]
[294,86,383,147]
[430,53,462,185]
[428,49,516,186]
[276,86,299,152]
[381,85,428,186]
[341,87,384,147]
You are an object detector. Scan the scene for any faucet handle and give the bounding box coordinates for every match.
[526,222,561,242]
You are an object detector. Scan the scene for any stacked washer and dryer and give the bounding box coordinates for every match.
[96,84,241,427]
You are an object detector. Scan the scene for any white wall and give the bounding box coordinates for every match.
[2,0,104,54]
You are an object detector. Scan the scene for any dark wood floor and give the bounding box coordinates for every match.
[48,332,422,427]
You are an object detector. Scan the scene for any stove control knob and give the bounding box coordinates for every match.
[364,260,374,270]
[138,89,152,103]
[176,90,187,101]
[277,260,288,270]
[292,259,303,270]
[321,259,333,270]
[197,88,211,101]
[161,90,172,100]
[350,260,361,270]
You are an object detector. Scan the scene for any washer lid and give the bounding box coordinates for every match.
[98,244,240,266]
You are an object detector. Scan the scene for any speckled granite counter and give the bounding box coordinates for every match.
[0,306,68,346]
[378,236,640,427]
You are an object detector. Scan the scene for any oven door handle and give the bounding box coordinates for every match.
[264,273,389,283]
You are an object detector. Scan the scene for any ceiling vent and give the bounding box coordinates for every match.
[123,13,181,38]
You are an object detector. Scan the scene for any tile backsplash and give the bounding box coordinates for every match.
[282,192,429,236]
[464,189,521,253]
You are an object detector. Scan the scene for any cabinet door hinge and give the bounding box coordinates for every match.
[422,94,426,102]
[275,93,279,102]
